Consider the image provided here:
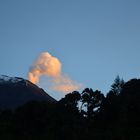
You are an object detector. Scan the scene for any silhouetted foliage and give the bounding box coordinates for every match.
[110,75,125,95]
[81,88,104,118]
[0,77,140,140]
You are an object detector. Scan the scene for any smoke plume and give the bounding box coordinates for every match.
[28,52,81,93]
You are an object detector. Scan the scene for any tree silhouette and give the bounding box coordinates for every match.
[110,75,125,95]
[1,77,140,140]
[81,88,104,118]
[119,79,140,124]
[58,91,81,109]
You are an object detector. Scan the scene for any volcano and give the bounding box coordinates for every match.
[0,75,56,109]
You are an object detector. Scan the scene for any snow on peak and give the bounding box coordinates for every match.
[0,75,25,84]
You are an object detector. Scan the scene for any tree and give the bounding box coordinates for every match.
[65,91,81,108]
[81,88,104,118]
[58,91,81,113]
[110,75,125,95]
[119,79,140,124]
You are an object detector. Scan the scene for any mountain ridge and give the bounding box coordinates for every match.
[0,75,56,109]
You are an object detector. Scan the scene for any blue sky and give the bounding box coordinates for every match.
[0,0,140,99]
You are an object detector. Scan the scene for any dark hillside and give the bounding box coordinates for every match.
[0,75,56,109]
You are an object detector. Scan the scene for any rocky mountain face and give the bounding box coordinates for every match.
[0,75,56,109]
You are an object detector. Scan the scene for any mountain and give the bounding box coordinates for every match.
[0,75,56,110]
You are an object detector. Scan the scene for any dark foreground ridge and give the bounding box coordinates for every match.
[0,75,56,109]
[0,76,140,140]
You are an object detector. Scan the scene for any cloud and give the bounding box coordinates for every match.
[28,52,81,93]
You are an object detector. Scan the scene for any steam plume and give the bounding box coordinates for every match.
[28,52,81,93]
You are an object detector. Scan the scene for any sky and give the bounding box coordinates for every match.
[0,0,140,100]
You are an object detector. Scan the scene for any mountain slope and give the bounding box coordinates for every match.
[0,75,56,109]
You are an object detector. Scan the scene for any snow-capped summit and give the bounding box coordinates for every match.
[0,75,56,109]
[0,75,25,84]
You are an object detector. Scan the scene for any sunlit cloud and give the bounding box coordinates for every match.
[28,52,81,93]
